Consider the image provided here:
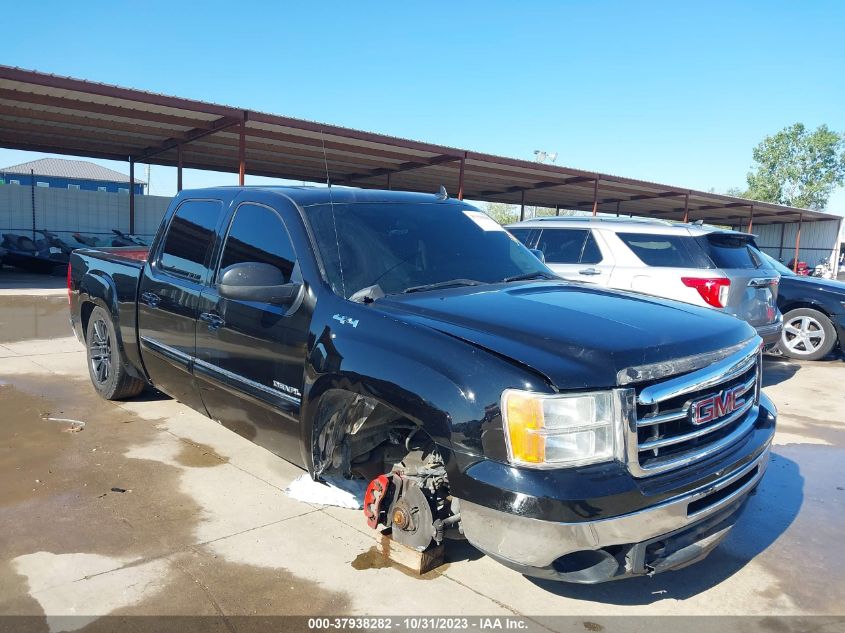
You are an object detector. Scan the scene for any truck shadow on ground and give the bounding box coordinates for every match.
[761,357,800,387]
[444,539,485,564]
[128,388,171,403]
[527,452,803,603]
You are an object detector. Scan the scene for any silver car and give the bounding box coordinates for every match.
[507,217,783,345]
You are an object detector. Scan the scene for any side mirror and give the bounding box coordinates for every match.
[218,262,300,307]
[529,248,546,263]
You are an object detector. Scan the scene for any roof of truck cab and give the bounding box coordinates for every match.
[179,185,472,208]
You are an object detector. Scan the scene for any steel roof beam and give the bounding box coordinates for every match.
[0,103,182,138]
[336,154,460,184]
[0,88,213,130]
[479,176,595,197]
[685,202,751,213]
[1,119,152,151]
[134,116,245,162]
[0,134,131,161]
[0,65,240,118]
[572,190,684,207]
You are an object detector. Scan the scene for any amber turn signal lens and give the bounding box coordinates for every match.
[503,391,546,464]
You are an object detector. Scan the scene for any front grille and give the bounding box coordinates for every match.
[627,339,762,477]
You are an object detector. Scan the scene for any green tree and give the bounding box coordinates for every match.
[482,202,520,225]
[481,202,577,225]
[741,123,845,209]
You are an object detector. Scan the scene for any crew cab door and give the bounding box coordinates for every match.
[194,200,311,466]
[537,228,613,285]
[137,198,225,411]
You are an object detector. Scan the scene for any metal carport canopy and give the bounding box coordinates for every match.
[0,64,838,229]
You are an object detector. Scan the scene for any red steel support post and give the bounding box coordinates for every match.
[793,214,803,272]
[238,122,246,186]
[591,178,599,216]
[129,158,135,234]
[747,205,755,233]
[682,194,690,223]
[177,145,183,192]
[30,168,35,239]
[457,157,465,200]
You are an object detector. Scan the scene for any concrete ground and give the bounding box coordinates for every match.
[0,272,843,630]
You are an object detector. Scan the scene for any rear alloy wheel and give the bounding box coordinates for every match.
[85,305,145,400]
[89,317,112,384]
[779,308,836,361]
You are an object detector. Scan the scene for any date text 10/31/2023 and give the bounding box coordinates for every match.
[307,617,529,630]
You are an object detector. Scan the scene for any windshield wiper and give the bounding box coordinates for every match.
[403,279,484,294]
[502,271,557,283]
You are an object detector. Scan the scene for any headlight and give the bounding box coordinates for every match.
[501,389,625,468]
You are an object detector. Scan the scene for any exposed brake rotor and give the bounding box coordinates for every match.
[390,482,435,551]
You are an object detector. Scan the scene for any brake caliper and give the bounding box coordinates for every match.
[363,474,391,529]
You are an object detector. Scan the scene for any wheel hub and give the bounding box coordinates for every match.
[89,318,112,383]
[783,316,824,353]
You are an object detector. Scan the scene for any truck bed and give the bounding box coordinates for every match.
[68,246,150,380]
[79,245,149,266]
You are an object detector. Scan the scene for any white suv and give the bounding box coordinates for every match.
[506,217,783,345]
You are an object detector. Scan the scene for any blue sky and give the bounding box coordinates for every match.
[2,1,844,212]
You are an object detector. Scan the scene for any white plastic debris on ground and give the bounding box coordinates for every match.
[284,473,367,509]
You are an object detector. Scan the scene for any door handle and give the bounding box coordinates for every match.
[141,291,160,307]
[199,312,225,331]
[578,268,601,276]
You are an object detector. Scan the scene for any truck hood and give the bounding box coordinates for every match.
[376,281,755,390]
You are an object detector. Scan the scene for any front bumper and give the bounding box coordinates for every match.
[834,313,845,353]
[457,396,775,583]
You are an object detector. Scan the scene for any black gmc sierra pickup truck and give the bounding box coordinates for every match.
[69,186,776,583]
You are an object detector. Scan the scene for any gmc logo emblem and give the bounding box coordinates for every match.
[691,386,746,425]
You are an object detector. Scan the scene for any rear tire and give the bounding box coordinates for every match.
[86,306,145,400]
[777,308,836,361]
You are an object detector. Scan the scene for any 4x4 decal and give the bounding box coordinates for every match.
[333,314,359,328]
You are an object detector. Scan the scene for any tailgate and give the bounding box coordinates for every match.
[698,233,779,327]
[722,269,779,327]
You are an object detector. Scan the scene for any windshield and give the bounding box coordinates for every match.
[304,202,552,298]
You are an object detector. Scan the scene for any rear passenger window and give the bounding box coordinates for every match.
[618,233,712,268]
[507,228,534,247]
[581,232,603,264]
[699,234,761,269]
[159,200,223,280]
[538,229,589,264]
[219,203,296,282]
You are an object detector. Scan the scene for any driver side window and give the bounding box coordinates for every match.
[219,203,296,282]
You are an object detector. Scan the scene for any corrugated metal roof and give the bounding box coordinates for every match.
[0,65,838,226]
[0,157,145,184]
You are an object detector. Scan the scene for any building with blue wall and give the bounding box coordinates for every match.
[0,157,145,194]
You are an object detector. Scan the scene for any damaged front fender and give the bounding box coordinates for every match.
[312,391,376,477]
